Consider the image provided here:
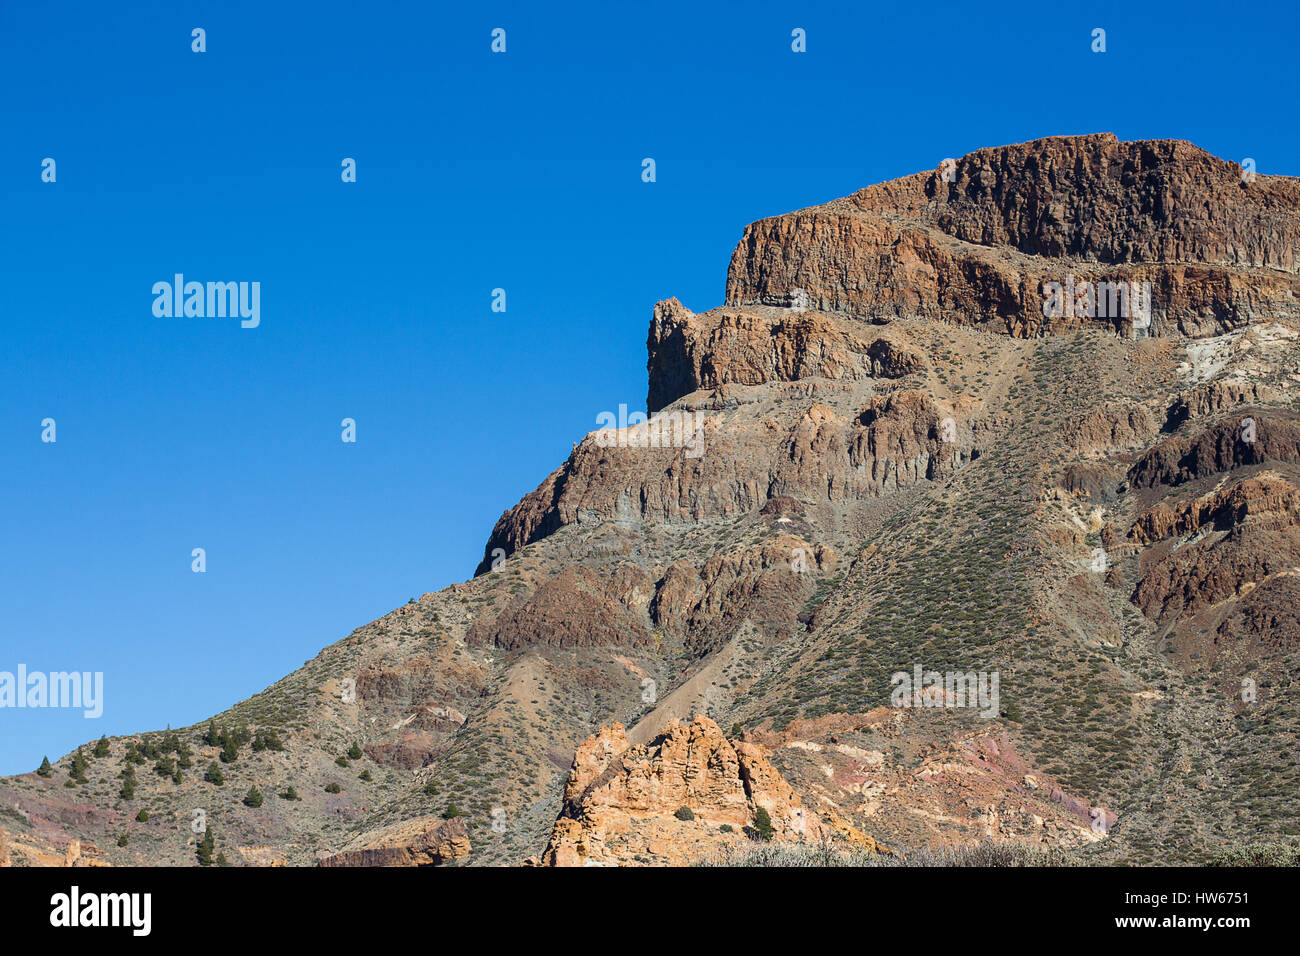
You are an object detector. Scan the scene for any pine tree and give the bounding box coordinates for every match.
[347,742,363,760]
[117,833,129,847]
[93,736,110,758]
[36,756,53,778]
[204,720,219,746]
[70,748,88,783]
[119,777,135,801]
[752,807,775,842]
[135,809,149,822]
[279,785,300,801]
[197,827,214,866]
[443,802,462,820]
[243,786,263,808]
[204,761,224,786]
[219,732,238,764]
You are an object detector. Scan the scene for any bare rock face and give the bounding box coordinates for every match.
[539,716,830,866]
[1164,381,1284,431]
[468,564,655,650]
[317,816,470,867]
[1128,413,1300,488]
[726,134,1300,338]
[477,383,974,572]
[647,298,926,412]
[0,825,109,868]
[1060,402,1158,453]
[1130,471,1300,626]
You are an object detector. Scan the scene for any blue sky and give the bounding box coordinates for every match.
[2,0,1297,774]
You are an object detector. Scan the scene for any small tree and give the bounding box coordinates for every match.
[69,749,89,783]
[443,802,462,820]
[203,720,219,747]
[135,808,149,822]
[752,807,775,842]
[117,833,129,847]
[358,769,372,782]
[243,787,264,808]
[93,736,111,758]
[197,828,215,866]
[36,756,53,778]
[279,786,300,801]
[204,761,224,786]
[347,742,363,760]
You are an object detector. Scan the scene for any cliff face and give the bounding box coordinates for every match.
[725,134,1300,338]
[6,135,1299,868]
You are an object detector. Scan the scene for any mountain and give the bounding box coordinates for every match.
[4,133,1298,867]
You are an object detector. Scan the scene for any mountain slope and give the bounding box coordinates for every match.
[4,133,1298,867]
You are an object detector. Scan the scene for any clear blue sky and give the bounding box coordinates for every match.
[2,0,1297,774]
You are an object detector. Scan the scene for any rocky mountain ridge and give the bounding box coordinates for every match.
[4,134,1298,867]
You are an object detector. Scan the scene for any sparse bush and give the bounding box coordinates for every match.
[674,806,695,822]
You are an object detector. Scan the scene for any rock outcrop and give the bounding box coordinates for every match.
[318,816,470,867]
[539,716,831,866]
[647,298,927,412]
[727,134,1300,338]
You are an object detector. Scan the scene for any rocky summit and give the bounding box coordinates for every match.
[4,134,1299,867]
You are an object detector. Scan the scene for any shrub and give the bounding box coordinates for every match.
[135,809,149,822]
[347,742,363,760]
[243,787,264,808]
[324,782,341,794]
[752,808,775,842]
[674,806,696,822]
